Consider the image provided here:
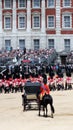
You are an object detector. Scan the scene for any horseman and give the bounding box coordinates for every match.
[39,79,50,100]
[38,79,55,117]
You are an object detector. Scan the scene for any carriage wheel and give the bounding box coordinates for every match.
[27,104,31,110]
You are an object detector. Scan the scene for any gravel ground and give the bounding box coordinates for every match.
[0,90,73,130]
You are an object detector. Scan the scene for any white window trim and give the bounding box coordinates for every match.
[47,0,55,8]
[64,39,70,51]
[32,0,40,8]
[32,15,40,29]
[62,14,72,29]
[4,16,11,30]
[63,0,71,7]
[18,0,26,9]
[18,15,26,29]
[33,39,40,50]
[47,15,55,29]
[5,39,11,51]
[48,39,55,49]
[19,39,25,50]
[4,0,12,9]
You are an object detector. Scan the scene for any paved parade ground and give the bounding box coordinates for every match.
[0,90,73,130]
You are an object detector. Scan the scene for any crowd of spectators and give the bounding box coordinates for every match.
[0,48,57,66]
[0,48,73,94]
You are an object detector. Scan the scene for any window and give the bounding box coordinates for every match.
[63,15,71,28]
[33,0,40,8]
[63,0,71,7]
[48,0,54,7]
[4,16,11,29]
[34,39,40,50]
[64,39,70,52]
[18,16,26,29]
[33,15,40,28]
[19,39,25,50]
[4,0,12,8]
[48,16,55,28]
[5,40,11,51]
[18,0,26,8]
[48,39,54,49]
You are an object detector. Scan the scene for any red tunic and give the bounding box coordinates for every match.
[40,83,50,96]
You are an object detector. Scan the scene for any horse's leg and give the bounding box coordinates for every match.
[50,103,55,113]
[43,106,45,117]
[22,94,27,111]
[50,102,55,118]
[49,96,55,118]
[45,105,48,117]
[38,103,41,116]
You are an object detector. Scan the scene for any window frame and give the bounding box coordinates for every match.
[47,0,55,8]
[32,15,40,29]
[4,0,12,9]
[33,39,40,50]
[18,0,26,8]
[32,0,40,8]
[5,39,11,51]
[48,39,55,49]
[62,14,72,28]
[4,16,12,29]
[47,15,55,28]
[64,39,70,52]
[19,39,25,50]
[18,15,26,29]
[63,0,71,7]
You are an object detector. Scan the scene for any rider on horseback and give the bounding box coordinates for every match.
[39,79,50,100]
[38,79,55,117]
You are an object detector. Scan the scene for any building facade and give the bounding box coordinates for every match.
[0,0,73,52]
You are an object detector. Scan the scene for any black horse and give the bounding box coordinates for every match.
[38,94,55,118]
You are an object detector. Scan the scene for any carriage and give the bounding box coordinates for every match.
[22,81,41,111]
[22,81,55,118]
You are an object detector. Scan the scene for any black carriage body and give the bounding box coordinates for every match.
[24,81,41,94]
[22,81,41,111]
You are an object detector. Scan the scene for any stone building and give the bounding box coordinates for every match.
[0,0,73,52]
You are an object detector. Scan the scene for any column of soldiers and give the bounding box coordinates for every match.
[0,63,73,94]
[47,65,72,91]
